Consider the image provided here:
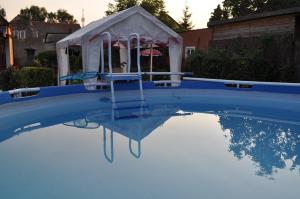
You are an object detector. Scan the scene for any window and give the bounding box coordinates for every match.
[13,30,19,39]
[185,46,196,58]
[13,30,26,40]
[19,30,26,39]
[32,31,39,39]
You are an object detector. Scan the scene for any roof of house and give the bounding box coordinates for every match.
[32,21,80,34]
[180,28,211,34]
[32,21,80,29]
[208,7,300,27]
[0,15,9,26]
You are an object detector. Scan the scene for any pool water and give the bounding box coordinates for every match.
[0,89,300,199]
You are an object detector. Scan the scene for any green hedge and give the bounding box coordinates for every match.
[186,35,296,82]
[0,67,54,91]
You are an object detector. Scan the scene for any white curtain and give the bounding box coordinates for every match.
[81,39,101,89]
[57,47,69,86]
[169,39,183,82]
[119,47,128,73]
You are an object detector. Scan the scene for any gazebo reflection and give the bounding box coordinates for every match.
[63,104,192,163]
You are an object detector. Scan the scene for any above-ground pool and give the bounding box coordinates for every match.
[1,80,300,199]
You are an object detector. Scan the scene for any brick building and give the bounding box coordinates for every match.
[180,28,212,59]
[0,16,13,69]
[10,16,80,66]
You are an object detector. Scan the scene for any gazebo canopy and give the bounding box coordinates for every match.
[56,6,183,84]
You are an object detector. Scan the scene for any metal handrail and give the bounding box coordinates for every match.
[103,127,114,163]
[100,32,112,76]
[183,77,300,87]
[100,32,116,102]
[129,139,141,159]
[8,87,40,95]
[127,33,144,101]
[144,72,192,76]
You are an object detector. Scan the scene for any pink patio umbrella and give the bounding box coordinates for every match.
[141,48,162,81]
[140,49,162,57]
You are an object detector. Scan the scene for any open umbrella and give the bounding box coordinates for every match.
[140,49,162,57]
[141,47,162,81]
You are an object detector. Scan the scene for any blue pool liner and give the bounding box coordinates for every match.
[1,80,300,105]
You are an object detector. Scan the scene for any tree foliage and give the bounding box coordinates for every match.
[47,12,57,23]
[19,5,77,24]
[105,0,182,32]
[210,0,300,21]
[0,5,6,18]
[20,6,48,22]
[140,0,166,16]
[219,111,300,177]
[209,4,229,22]
[106,0,139,15]
[56,9,77,24]
[179,3,194,32]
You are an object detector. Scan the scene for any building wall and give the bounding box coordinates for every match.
[10,17,80,66]
[181,28,213,59]
[211,15,296,41]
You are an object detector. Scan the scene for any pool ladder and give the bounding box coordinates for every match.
[100,32,146,119]
[99,32,144,106]
[103,126,141,163]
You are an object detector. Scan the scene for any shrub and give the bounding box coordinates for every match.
[36,50,57,68]
[20,67,54,88]
[186,35,296,82]
[0,67,54,91]
[0,68,24,91]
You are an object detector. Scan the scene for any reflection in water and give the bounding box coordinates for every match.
[1,100,300,178]
[218,111,300,177]
[103,127,114,163]
[62,104,190,162]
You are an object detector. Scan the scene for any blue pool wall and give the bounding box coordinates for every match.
[1,80,300,105]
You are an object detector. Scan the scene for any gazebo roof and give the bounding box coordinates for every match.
[57,6,182,48]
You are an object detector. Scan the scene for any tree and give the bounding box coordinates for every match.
[47,12,57,23]
[179,3,194,31]
[18,6,77,24]
[105,0,139,15]
[140,0,166,16]
[158,10,182,32]
[223,0,254,18]
[264,0,300,12]
[209,4,229,22]
[210,0,300,21]
[0,5,6,18]
[20,6,48,22]
[56,9,77,24]
[105,0,182,32]
[140,0,182,31]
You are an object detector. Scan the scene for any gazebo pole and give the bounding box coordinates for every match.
[150,43,153,81]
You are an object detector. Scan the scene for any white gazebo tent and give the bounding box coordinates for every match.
[56,6,183,85]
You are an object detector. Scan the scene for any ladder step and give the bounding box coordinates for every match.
[115,99,145,104]
[114,113,151,120]
[114,105,149,111]
[104,74,140,81]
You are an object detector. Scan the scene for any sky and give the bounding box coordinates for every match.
[1,0,223,28]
